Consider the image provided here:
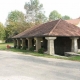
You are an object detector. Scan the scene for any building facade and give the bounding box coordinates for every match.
[12,19,80,56]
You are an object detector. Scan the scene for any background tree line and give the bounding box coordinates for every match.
[0,0,71,42]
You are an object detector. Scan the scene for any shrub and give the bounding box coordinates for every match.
[29,47,35,51]
[5,38,13,43]
[22,46,26,50]
[38,48,44,54]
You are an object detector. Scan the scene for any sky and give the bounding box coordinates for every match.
[0,0,80,24]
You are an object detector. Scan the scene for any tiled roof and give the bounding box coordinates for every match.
[13,19,80,38]
[12,24,40,38]
[66,18,80,25]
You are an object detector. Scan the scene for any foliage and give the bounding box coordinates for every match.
[22,46,27,50]
[62,15,71,20]
[5,38,13,43]
[5,10,32,41]
[35,13,48,24]
[49,10,62,20]
[0,22,5,40]
[38,48,44,53]
[24,0,47,23]
[7,10,25,22]
[29,46,35,51]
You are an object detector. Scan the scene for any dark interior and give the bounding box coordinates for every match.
[54,37,71,56]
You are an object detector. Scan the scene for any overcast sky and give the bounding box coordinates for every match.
[0,0,80,24]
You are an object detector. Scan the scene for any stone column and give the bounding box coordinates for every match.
[35,38,42,51]
[21,38,26,49]
[16,39,21,49]
[27,38,32,50]
[13,39,17,48]
[45,37,56,55]
[71,37,79,53]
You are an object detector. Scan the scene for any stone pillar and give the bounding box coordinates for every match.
[21,38,26,49]
[35,38,42,51]
[13,39,17,48]
[71,37,79,53]
[45,37,56,55]
[16,39,21,49]
[27,38,32,50]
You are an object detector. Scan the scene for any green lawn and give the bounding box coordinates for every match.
[0,43,13,50]
[0,43,80,61]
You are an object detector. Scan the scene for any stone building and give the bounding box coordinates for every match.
[12,19,80,56]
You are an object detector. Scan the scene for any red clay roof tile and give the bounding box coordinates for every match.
[66,18,80,25]
[13,19,80,38]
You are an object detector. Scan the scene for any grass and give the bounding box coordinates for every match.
[68,56,80,61]
[0,43,80,61]
[0,43,13,50]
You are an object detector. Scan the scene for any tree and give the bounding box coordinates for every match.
[7,10,26,22]
[5,10,31,41]
[62,15,71,20]
[24,0,47,23]
[35,13,48,24]
[0,22,5,40]
[49,10,62,20]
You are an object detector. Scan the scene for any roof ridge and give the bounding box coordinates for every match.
[49,19,62,35]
